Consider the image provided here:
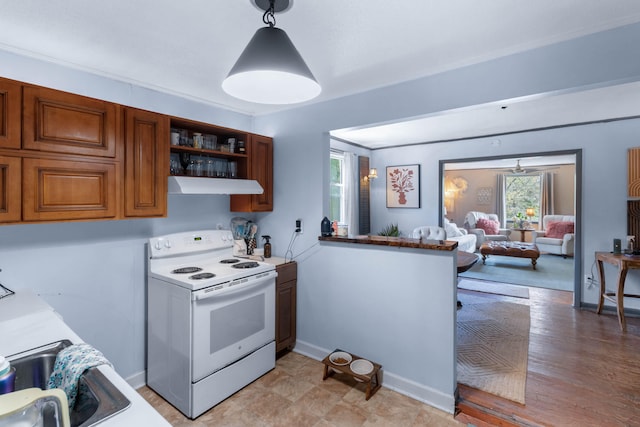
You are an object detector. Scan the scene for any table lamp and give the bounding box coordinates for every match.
[525,208,535,220]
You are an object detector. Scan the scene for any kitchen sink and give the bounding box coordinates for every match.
[8,340,130,427]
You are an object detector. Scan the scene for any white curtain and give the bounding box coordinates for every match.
[540,172,555,216]
[344,152,359,235]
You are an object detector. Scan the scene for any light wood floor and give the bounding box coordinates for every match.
[456,285,640,427]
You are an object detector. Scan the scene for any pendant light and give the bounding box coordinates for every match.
[222,0,321,104]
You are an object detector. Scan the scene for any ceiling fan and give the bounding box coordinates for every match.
[499,159,558,174]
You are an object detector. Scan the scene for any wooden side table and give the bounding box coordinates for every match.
[321,349,382,400]
[595,251,640,331]
[511,228,534,242]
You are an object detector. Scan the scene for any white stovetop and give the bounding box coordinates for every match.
[0,291,169,426]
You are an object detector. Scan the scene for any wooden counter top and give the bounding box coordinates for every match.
[318,235,458,251]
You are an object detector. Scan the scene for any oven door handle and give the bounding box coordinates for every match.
[192,270,277,301]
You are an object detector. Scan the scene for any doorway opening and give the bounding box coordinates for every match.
[440,149,581,305]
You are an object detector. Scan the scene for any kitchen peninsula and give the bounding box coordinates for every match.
[297,234,458,413]
[318,235,458,251]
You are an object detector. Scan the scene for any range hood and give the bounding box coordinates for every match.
[168,176,264,195]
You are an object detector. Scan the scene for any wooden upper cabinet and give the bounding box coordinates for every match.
[22,86,117,158]
[0,79,21,150]
[230,134,273,212]
[124,108,169,217]
[0,155,21,222]
[22,157,119,221]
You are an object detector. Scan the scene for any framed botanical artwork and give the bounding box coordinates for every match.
[386,164,421,208]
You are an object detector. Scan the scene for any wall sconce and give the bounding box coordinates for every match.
[526,207,535,220]
[368,168,378,180]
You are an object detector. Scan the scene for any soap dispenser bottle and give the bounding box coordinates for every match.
[0,356,16,395]
[262,235,272,258]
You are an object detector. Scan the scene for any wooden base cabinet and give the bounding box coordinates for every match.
[276,261,297,353]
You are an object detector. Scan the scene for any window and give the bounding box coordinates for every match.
[505,174,541,223]
[329,151,345,223]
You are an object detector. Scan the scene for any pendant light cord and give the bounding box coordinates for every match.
[262,0,276,27]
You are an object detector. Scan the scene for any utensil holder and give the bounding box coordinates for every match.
[245,238,256,255]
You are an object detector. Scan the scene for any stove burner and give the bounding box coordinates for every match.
[232,261,260,269]
[220,259,240,264]
[189,272,215,280]
[172,267,203,274]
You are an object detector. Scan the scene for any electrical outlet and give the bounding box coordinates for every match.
[295,219,303,234]
[584,274,598,287]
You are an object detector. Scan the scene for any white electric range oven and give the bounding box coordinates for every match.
[146,230,277,419]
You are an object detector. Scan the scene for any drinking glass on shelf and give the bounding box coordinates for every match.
[206,159,215,177]
[170,159,180,175]
[228,161,237,178]
[216,159,228,177]
[179,129,191,147]
[186,160,195,176]
[194,160,204,177]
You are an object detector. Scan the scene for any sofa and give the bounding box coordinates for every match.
[412,221,477,253]
[532,215,575,257]
[463,211,511,249]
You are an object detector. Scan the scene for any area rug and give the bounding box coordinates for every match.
[457,300,530,404]
[459,253,574,291]
[458,278,529,299]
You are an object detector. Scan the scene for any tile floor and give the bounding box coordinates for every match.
[137,351,464,426]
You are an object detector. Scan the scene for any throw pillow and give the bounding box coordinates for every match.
[444,220,464,237]
[546,221,574,239]
[476,218,500,235]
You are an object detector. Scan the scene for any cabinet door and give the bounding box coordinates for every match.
[0,78,21,149]
[276,262,297,353]
[22,157,119,221]
[22,86,117,158]
[124,108,169,217]
[0,155,21,222]
[230,134,273,212]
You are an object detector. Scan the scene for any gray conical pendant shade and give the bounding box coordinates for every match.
[222,26,321,104]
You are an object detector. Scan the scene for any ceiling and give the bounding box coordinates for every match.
[2,1,640,145]
[444,154,576,171]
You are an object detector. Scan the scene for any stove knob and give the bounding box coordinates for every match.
[164,240,172,249]
[154,241,163,250]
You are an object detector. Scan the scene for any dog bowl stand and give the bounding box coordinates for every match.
[321,349,382,400]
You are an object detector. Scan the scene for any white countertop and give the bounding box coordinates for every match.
[0,291,170,426]
[262,256,288,266]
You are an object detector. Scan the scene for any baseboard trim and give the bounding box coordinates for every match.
[293,340,455,414]
[126,370,147,390]
[580,302,640,318]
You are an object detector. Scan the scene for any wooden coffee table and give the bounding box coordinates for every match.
[480,241,540,270]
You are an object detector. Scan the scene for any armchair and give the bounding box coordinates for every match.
[464,211,511,249]
[532,215,575,257]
